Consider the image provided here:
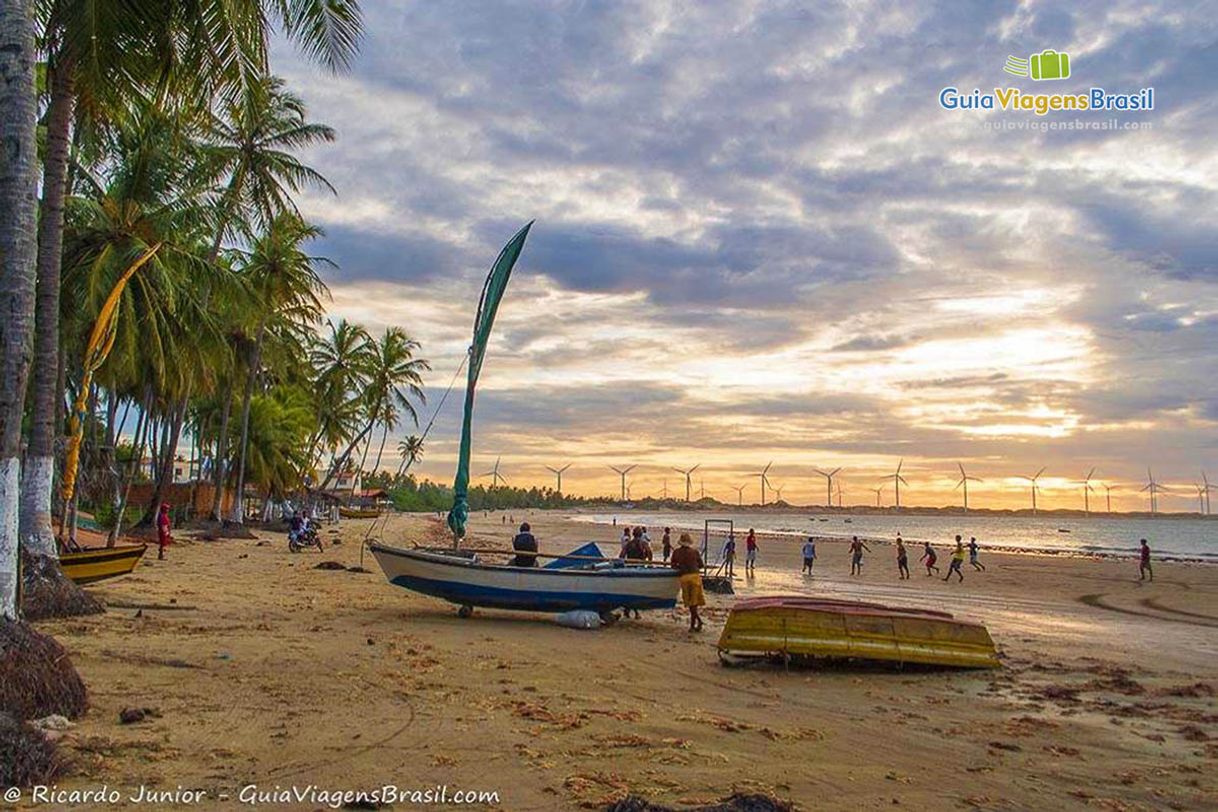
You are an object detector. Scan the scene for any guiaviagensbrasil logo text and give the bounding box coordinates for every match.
[940,49,1154,116]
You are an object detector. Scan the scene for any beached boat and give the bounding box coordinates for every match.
[717,596,1000,669]
[339,506,380,519]
[60,544,147,585]
[369,542,678,616]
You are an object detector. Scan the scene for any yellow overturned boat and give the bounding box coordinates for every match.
[717,596,1000,669]
[60,544,147,585]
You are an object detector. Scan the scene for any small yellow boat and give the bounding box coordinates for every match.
[60,544,147,585]
[717,596,1000,669]
[339,507,380,519]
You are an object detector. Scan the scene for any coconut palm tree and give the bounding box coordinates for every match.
[228,213,330,524]
[307,319,373,474]
[0,0,40,620]
[321,329,428,489]
[397,435,424,478]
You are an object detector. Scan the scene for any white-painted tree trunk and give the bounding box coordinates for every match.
[18,454,57,557]
[0,458,19,619]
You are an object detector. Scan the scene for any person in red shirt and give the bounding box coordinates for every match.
[156,503,172,560]
[744,529,758,575]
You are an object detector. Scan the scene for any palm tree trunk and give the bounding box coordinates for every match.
[209,388,233,520]
[0,0,40,620]
[141,399,185,525]
[371,423,389,473]
[109,389,152,547]
[228,323,266,524]
[19,59,75,562]
[319,420,374,492]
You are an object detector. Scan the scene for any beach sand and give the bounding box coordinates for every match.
[29,511,1218,810]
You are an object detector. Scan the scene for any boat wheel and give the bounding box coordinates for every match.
[457,605,474,619]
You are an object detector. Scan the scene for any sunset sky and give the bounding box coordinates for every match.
[274,1,1217,511]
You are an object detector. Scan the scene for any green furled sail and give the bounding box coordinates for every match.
[446,222,534,542]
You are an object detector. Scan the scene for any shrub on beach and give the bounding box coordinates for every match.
[0,620,88,721]
[20,548,105,621]
[0,712,64,787]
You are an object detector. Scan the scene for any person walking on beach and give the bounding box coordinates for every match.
[745,529,758,575]
[670,533,705,632]
[849,536,870,576]
[722,534,737,577]
[156,503,173,560]
[662,528,673,562]
[943,536,965,583]
[511,522,539,567]
[896,535,910,580]
[802,537,816,574]
[968,537,986,571]
[920,541,940,575]
[1139,539,1153,582]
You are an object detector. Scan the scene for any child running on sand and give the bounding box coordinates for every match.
[969,537,985,571]
[920,541,939,575]
[802,537,816,574]
[670,533,705,632]
[896,535,910,579]
[944,536,965,583]
[1139,539,1153,581]
[849,536,870,576]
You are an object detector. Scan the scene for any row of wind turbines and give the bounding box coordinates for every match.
[477,457,1216,515]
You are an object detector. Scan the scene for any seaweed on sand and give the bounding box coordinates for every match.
[0,713,64,786]
[606,794,794,812]
[20,548,104,621]
[0,619,88,720]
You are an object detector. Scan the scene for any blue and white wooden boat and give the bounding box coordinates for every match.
[369,542,678,615]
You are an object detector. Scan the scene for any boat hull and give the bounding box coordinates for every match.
[339,507,380,519]
[717,596,1000,669]
[60,544,147,585]
[370,543,678,613]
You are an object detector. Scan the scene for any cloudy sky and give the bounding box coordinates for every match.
[273,0,1218,511]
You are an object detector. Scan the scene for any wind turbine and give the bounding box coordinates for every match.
[955,463,981,512]
[1194,482,1207,514]
[479,457,506,488]
[609,464,636,501]
[835,480,844,508]
[871,485,883,508]
[753,461,774,506]
[1140,468,1168,514]
[699,478,706,500]
[1103,483,1116,513]
[672,464,701,502]
[731,483,747,506]
[1202,471,1214,516]
[772,482,786,503]
[1021,467,1046,514]
[815,467,841,507]
[546,463,572,495]
[883,460,909,508]
[1080,467,1096,514]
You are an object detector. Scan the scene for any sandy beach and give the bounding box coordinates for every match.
[27,511,1218,811]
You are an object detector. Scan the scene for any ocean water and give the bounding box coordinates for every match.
[572,510,1218,562]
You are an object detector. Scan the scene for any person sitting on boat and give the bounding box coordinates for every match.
[620,526,631,552]
[670,533,705,632]
[511,522,538,567]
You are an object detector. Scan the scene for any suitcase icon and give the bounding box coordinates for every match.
[1030,49,1070,80]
